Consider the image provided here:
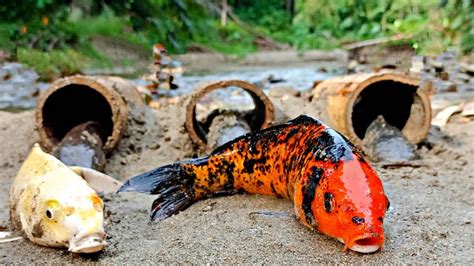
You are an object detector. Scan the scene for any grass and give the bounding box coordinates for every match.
[0,23,15,50]
[3,5,470,81]
[194,22,258,57]
[76,43,114,69]
[16,48,83,81]
[2,13,148,80]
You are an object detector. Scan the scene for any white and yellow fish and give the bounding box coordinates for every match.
[9,143,122,253]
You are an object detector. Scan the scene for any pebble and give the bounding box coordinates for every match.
[362,116,418,163]
[268,86,300,98]
[202,205,213,212]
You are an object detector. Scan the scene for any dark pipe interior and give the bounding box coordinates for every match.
[352,81,416,139]
[42,85,113,144]
[193,87,265,144]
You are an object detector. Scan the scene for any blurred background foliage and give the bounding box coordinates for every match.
[0,0,472,78]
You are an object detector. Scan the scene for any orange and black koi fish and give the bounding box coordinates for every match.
[118,115,390,253]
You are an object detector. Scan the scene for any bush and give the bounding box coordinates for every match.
[16,48,82,80]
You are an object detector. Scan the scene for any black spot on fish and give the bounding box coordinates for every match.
[311,130,354,163]
[378,217,383,222]
[243,157,267,174]
[352,216,365,225]
[310,167,324,185]
[31,223,44,238]
[222,161,235,192]
[334,145,347,160]
[356,153,367,163]
[302,168,323,227]
[256,180,264,187]
[207,171,218,186]
[270,182,281,198]
[284,128,299,142]
[324,192,334,213]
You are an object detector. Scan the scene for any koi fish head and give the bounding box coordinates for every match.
[313,156,389,253]
[12,144,108,253]
[27,191,108,253]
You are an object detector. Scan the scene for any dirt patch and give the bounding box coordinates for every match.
[0,93,473,263]
[105,97,196,181]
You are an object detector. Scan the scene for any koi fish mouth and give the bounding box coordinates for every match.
[339,233,384,254]
[68,232,108,253]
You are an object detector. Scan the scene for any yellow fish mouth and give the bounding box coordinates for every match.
[68,233,108,253]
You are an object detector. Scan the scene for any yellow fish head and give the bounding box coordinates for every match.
[35,193,108,253]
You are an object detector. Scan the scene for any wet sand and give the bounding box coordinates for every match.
[0,94,473,263]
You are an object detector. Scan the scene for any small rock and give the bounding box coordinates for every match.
[456,73,471,82]
[312,80,323,89]
[268,86,300,98]
[439,72,449,81]
[267,74,286,84]
[347,60,358,73]
[410,56,425,73]
[461,102,474,117]
[0,50,9,62]
[447,83,457,92]
[202,205,213,212]
[202,201,216,212]
[317,67,328,73]
[460,63,474,76]
[431,61,444,72]
[361,116,418,163]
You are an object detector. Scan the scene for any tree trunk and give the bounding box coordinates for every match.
[284,0,295,19]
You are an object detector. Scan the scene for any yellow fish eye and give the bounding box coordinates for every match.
[45,209,53,219]
[44,199,61,220]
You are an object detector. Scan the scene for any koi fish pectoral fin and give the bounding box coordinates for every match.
[117,163,196,221]
[70,166,122,194]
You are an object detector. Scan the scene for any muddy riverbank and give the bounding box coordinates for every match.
[0,90,473,263]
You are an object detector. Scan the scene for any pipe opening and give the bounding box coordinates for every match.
[352,80,417,139]
[185,80,274,149]
[42,85,113,145]
[194,87,259,142]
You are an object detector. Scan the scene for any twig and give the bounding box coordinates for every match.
[381,162,428,169]
[0,236,23,243]
[343,34,413,50]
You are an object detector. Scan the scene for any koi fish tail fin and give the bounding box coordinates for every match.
[117,161,198,221]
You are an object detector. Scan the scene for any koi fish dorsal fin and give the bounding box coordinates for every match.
[287,114,322,125]
[211,115,323,155]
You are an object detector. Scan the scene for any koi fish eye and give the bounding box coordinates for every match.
[45,209,54,219]
[324,192,335,212]
[44,199,60,220]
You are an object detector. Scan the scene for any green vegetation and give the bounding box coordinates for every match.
[16,48,83,80]
[0,0,472,80]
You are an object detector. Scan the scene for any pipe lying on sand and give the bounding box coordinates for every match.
[185,80,274,151]
[204,110,252,153]
[35,75,145,169]
[311,72,432,145]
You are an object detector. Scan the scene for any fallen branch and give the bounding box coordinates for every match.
[343,34,413,50]
[204,0,289,50]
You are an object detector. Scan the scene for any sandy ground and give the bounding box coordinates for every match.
[0,94,473,264]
